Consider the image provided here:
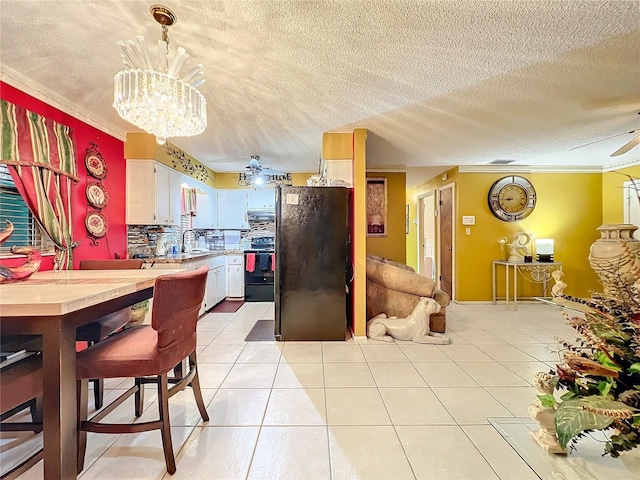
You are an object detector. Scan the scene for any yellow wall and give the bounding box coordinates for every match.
[409,170,604,301]
[124,132,217,188]
[602,165,640,223]
[366,172,406,263]
[215,172,314,189]
[322,132,352,159]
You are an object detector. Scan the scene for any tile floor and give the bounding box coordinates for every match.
[2,301,639,479]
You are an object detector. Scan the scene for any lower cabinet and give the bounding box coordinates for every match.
[204,257,227,312]
[227,255,244,299]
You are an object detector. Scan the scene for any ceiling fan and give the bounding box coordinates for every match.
[610,129,640,157]
[240,155,288,187]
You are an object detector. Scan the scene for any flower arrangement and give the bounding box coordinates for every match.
[538,281,640,457]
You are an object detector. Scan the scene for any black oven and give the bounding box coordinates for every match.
[244,249,275,302]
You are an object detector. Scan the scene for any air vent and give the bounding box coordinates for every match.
[488,159,516,165]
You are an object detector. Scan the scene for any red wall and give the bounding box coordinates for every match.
[1,82,127,270]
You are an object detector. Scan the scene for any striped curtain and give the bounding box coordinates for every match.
[0,99,78,270]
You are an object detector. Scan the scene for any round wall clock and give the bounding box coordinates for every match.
[85,182,109,209]
[487,175,536,222]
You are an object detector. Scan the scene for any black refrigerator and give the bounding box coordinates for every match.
[275,186,349,341]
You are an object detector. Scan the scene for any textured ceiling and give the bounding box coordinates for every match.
[1,0,639,176]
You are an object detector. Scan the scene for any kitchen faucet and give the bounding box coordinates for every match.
[181,229,195,253]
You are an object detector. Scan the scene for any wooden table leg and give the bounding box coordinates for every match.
[42,319,78,480]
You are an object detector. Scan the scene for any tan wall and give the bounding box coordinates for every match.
[366,172,407,263]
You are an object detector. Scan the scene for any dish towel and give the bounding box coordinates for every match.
[259,253,270,271]
[246,254,256,272]
[271,254,275,271]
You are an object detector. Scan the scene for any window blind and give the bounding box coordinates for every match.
[0,164,54,254]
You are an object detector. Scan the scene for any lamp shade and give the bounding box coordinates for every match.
[536,239,554,255]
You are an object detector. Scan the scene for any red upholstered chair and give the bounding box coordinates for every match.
[77,258,144,409]
[76,266,209,475]
[0,352,43,479]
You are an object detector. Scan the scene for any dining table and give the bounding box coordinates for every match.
[0,268,180,480]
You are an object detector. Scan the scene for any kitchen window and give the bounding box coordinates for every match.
[0,164,53,254]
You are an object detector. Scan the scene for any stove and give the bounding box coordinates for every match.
[244,237,275,302]
[250,236,275,251]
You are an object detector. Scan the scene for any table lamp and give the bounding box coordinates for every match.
[536,238,554,262]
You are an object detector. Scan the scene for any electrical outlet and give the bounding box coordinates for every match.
[466,227,471,235]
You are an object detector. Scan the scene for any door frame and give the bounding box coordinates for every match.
[437,182,455,300]
[417,191,436,278]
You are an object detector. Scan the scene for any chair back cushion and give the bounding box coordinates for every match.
[79,259,144,270]
[152,266,208,356]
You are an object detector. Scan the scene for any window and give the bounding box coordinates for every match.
[0,164,53,254]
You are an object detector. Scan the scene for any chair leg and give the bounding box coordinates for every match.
[93,378,104,410]
[188,352,209,422]
[134,377,144,417]
[77,379,89,475]
[157,373,176,475]
[30,396,43,424]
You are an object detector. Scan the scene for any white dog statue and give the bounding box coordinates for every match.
[367,297,451,344]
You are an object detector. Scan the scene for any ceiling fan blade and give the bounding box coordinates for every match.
[262,168,285,176]
[611,134,640,157]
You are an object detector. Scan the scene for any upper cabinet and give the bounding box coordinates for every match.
[126,160,183,226]
[217,190,249,229]
[247,189,276,209]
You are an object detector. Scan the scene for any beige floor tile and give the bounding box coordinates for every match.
[379,387,456,425]
[369,362,427,387]
[135,387,217,427]
[360,344,410,363]
[439,344,495,362]
[321,342,366,362]
[196,320,229,332]
[476,343,537,361]
[197,344,245,363]
[197,363,233,389]
[281,342,323,363]
[396,425,500,479]
[263,389,326,425]
[208,330,250,345]
[462,425,538,479]
[78,426,193,479]
[325,388,391,425]
[324,362,375,387]
[329,426,415,479]
[501,361,554,385]
[515,343,564,362]
[248,426,330,480]
[485,328,542,343]
[432,387,513,424]
[398,344,453,362]
[236,344,282,363]
[455,330,505,344]
[171,426,259,479]
[220,363,278,389]
[196,331,218,346]
[413,362,479,387]
[221,320,258,333]
[485,386,539,416]
[457,362,530,386]
[273,362,325,388]
[207,388,270,425]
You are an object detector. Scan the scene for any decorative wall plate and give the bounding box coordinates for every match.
[85,211,108,237]
[85,182,109,208]
[85,152,107,179]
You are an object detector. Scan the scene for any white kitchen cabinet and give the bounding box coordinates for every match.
[203,256,227,311]
[226,255,244,298]
[217,190,249,229]
[324,159,353,186]
[192,189,212,229]
[247,189,275,209]
[126,160,183,226]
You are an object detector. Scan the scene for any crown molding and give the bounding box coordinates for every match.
[458,164,604,173]
[0,66,126,141]
[366,165,406,173]
[602,158,640,172]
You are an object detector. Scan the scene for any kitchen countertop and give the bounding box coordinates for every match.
[143,250,245,264]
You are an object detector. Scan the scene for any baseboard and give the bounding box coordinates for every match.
[352,335,369,343]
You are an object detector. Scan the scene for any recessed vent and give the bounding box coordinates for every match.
[488,159,517,165]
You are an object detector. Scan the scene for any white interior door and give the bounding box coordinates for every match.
[418,193,436,279]
[623,180,640,239]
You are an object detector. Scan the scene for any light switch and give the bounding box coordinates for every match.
[462,215,475,225]
[465,227,471,235]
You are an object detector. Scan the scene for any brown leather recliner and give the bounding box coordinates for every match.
[366,255,450,333]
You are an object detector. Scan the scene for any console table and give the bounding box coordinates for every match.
[492,260,562,310]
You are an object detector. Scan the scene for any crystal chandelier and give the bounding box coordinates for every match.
[113,5,206,145]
